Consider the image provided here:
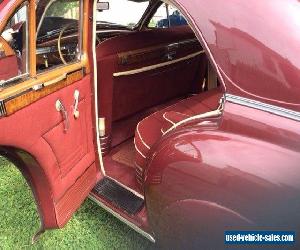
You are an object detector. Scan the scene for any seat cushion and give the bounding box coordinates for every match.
[134,88,223,186]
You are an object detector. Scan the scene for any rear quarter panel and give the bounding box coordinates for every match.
[145,102,300,246]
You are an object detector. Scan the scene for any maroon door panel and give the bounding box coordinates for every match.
[43,98,90,178]
[0,74,97,228]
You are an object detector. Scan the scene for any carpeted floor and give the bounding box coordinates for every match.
[111,140,136,168]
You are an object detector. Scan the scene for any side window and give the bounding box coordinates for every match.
[0,2,28,84]
[36,0,81,72]
[148,3,187,28]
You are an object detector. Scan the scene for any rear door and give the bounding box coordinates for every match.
[0,0,98,230]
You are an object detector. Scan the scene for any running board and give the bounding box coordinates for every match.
[92,177,144,215]
[88,194,155,243]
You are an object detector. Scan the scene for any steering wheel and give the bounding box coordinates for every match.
[58,24,78,65]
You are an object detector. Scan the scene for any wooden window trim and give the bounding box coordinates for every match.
[0,0,90,101]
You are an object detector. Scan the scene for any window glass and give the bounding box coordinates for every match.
[0,3,28,84]
[96,0,149,28]
[36,0,81,72]
[148,3,187,28]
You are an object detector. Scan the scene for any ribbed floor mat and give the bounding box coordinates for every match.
[92,178,144,215]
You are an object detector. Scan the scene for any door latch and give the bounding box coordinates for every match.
[73,90,80,119]
[55,99,69,132]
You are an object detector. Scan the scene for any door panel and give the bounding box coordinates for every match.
[0,72,97,228]
[43,91,89,178]
[0,0,96,231]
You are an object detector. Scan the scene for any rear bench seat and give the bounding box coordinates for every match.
[96,25,207,148]
[134,88,223,186]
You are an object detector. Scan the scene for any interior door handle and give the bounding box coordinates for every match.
[55,99,69,132]
[73,90,80,119]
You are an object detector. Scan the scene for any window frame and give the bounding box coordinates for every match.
[36,0,84,74]
[0,0,89,97]
[147,2,187,29]
[0,1,30,88]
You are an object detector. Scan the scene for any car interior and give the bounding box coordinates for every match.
[94,1,224,195]
[0,0,224,205]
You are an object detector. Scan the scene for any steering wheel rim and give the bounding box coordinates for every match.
[57,24,72,65]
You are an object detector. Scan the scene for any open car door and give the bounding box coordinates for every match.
[0,0,98,236]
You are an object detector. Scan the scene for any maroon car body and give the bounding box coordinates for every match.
[0,0,299,248]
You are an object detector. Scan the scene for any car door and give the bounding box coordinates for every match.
[0,0,98,232]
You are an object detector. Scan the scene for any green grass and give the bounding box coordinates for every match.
[0,157,153,249]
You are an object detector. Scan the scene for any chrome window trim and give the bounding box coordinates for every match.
[225,94,300,122]
[78,0,83,60]
[25,2,29,73]
[0,73,30,88]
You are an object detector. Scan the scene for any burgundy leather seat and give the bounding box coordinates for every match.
[134,88,223,186]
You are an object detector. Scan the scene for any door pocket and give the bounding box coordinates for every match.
[43,98,88,177]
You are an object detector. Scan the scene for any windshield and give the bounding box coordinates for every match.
[96,0,149,28]
[46,0,79,19]
[37,0,80,37]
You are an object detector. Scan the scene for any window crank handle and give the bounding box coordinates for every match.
[55,99,69,132]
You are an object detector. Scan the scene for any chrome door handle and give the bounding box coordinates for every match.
[55,99,69,132]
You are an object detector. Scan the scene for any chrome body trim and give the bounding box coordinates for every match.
[225,94,300,122]
[0,73,30,88]
[88,195,155,243]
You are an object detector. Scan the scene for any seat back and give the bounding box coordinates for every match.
[96,25,207,145]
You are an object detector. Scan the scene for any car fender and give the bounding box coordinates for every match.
[154,199,251,249]
[145,116,300,241]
